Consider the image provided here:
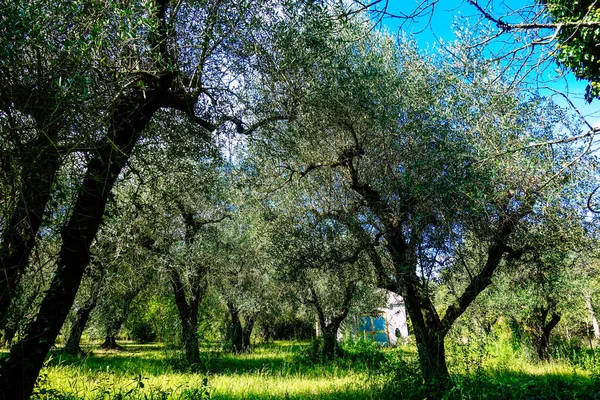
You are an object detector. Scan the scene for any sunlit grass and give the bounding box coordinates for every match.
[27,339,600,399]
[35,341,381,399]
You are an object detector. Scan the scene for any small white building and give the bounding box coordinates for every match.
[352,290,409,346]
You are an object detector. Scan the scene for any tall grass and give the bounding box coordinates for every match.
[32,341,381,399]
[27,337,600,399]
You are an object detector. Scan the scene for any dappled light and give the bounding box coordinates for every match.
[2,1,600,399]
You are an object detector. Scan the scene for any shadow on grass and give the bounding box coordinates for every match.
[440,369,600,400]
[46,348,170,376]
[40,342,600,400]
[209,390,375,400]
[206,353,291,375]
[44,342,307,377]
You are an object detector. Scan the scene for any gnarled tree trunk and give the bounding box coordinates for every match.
[532,305,561,361]
[100,285,142,351]
[242,313,258,352]
[100,321,125,351]
[0,65,176,400]
[65,274,104,355]
[170,268,203,364]
[228,302,244,354]
[310,283,354,361]
[227,301,258,354]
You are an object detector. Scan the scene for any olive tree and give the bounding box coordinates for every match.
[253,12,590,392]
[0,1,302,396]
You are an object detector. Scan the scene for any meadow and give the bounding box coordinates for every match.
[24,338,600,400]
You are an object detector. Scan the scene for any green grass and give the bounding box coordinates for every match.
[22,339,600,399]
[33,341,381,399]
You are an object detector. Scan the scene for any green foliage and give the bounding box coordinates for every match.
[339,339,387,368]
[128,322,157,344]
[545,0,600,101]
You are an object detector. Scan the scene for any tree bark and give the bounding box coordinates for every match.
[64,277,104,355]
[0,67,175,400]
[0,137,61,326]
[535,308,561,361]
[228,301,244,354]
[242,313,258,352]
[585,295,600,339]
[343,156,529,397]
[170,268,202,364]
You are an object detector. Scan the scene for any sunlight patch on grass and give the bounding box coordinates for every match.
[37,342,378,399]
[41,364,375,399]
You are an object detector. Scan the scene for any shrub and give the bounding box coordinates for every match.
[128,322,157,343]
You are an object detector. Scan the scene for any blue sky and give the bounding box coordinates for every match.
[376,0,600,127]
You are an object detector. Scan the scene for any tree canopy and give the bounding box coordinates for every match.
[1,2,599,400]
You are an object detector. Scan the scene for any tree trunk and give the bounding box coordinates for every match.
[242,314,258,352]
[228,301,244,354]
[321,324,341,360]
[585,295,600,339]
[536,310,561,361]
[64,298,98,355]
[0,139,60,325]
[65,270,105,355]
[181,315,200,364]
[100,286,141,351]
[170,269,202,364]
[1,322,17,348]
[402,288,449,396]
[100,320,125,351]
[100,334,121,351]
[0,70,175,400]
[309,282,353,361]
[414,327,449,394]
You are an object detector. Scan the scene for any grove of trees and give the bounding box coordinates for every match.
[1,1,600,399]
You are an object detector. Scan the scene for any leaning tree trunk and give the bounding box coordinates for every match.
[0,69,175,400]
[0,137,60,326]
[100,286,141,351]
[64,290,101,354]
[65,269,105,355]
